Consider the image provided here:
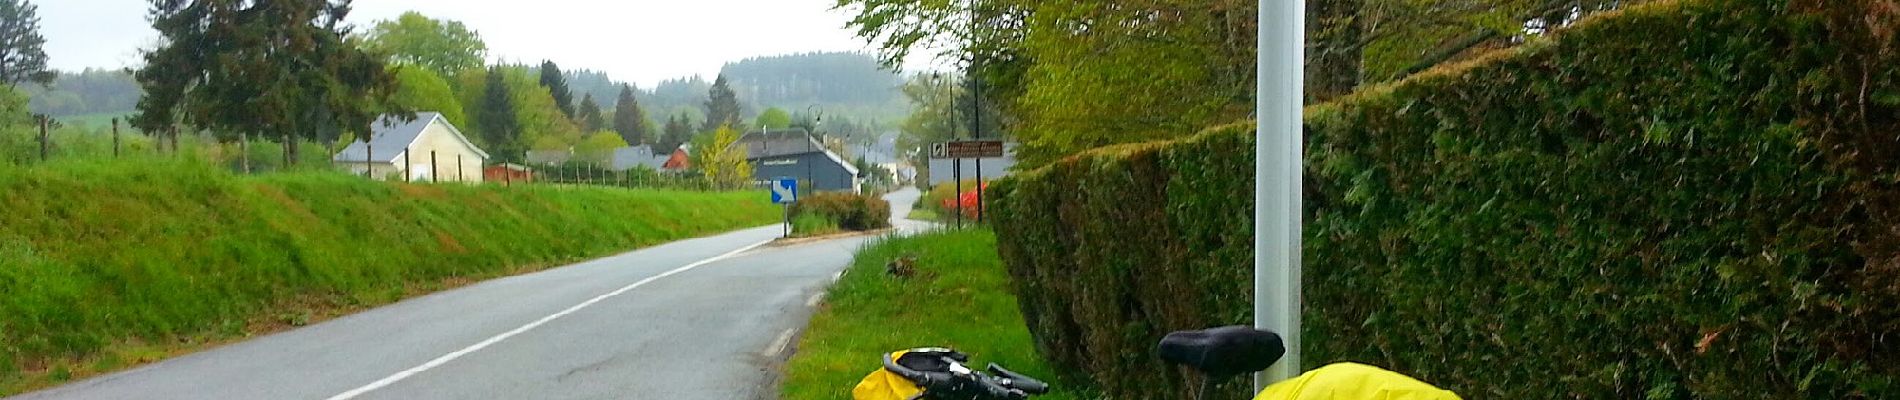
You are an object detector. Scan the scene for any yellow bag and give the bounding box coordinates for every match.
[1256,363,1462,400]
[852,350,925,400]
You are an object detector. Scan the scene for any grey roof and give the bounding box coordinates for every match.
[610,146,672,171]
[736,129,859,176]
[332,112,487,163]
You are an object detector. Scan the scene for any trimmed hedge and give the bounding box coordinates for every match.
[988,0,1900,398]
[790,191,893,234]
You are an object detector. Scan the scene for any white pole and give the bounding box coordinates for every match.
[1257,0,1306,390]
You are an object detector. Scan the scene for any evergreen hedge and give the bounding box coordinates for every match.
[987,0,1899,398]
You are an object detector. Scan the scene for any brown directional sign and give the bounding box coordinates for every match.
[930,140,1005,159]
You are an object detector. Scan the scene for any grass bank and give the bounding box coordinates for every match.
[0,160,777,394]
[780,229,1086,400]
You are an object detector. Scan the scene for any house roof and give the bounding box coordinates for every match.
[610,146,672,171]
[332,112,488,163]
[735,128,859,176]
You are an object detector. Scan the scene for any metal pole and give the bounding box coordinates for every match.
[1257,0,1306,389]
[954,157,963,229]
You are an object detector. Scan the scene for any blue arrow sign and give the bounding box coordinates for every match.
[771,178,798,204]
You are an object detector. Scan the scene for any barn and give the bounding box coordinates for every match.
[333,112,489,183]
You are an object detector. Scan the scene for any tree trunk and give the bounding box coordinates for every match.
[286,133,302,167]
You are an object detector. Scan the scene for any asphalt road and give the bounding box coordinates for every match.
[12,188,925,400]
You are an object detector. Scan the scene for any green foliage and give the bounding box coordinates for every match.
[780,229,1084,400]
[789,191,893,236]
[689,124,752,189]
[461,66,581,161]
[135,0,400,165]
[390,67,466,127]
[23,69,136,117]
[0,0,49,85]
[571,130,627,166]
[657,113,693,153]
[789,212,842,237]
[538,61,575,119]
[0,161,778,394]
[612,84,653,145]
[575,94,606,133]
[988,1,1900,398]
[363,11,488,78]
[475,67,522,161]
[702,75,742,132]
[755,107,793,130]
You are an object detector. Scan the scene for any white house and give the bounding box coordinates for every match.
[332,112,489,183]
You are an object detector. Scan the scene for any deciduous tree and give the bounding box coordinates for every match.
[364,11,487,78]
[690,124,751,189]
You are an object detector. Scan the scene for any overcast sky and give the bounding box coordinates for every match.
[39,0,934,87]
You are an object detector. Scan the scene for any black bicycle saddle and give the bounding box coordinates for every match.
[1156,326,1286,377]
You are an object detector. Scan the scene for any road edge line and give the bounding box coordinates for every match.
[324,239,774,400]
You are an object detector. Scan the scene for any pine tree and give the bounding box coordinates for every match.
[538,60,574,118]
[702,74,741,132]
[0,0,50,85]
[658,113,692,153]
[478,67,522,162]
[612,84,650,145]
[576,93,606,133]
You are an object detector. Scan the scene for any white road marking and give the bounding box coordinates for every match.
[805,292,825,307]
[763,328,797,356]
[324,239,774,400]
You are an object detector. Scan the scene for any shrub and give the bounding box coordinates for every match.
[790,191,893,235]
[989,0,1900,399]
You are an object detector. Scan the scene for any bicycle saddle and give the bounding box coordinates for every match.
[1157,326,1285,377]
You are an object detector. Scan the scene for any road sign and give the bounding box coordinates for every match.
[930,140,1005,159]
[771,178,798,204]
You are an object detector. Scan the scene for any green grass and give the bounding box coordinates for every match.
[780,229,1089,400]
[791,212,843,237]
[904,208,939,222]
[0,159,778,395]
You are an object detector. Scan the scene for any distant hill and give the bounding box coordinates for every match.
[563,52,908,129]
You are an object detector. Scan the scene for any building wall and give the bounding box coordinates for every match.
[339,162,405,181]
[395,122,487,183]
[751,152,859,192]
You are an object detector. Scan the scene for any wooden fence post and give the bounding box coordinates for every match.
[431,151,439,183]
[38,116,49,162]
[111,118,120,158]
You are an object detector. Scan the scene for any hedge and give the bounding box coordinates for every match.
[790,191,893,234]
[987,0,1900,398]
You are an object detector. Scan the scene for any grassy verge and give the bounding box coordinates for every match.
[903,208,939,222]
[780,229,1087,400]
[0,160,777,395]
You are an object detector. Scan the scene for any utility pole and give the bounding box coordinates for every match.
[1257,0,1306,389]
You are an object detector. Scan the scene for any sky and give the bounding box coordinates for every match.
[38,0,937,87]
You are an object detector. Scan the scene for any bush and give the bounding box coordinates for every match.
[922,180,990,221]
[989,1,1900,399]
[790,191,893,235]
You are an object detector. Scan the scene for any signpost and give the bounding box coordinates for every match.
[1258,0,1306,390]
[772,178,798,237]
[931,140,1006,227]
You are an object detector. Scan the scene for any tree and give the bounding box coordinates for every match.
[364,11,487,78]
[612,84,651,145]
[390,67,465,127]
[689,124,751,189]
[135,0,402,165]
[702,74,741,132]
[657,113,692,153]
[755,107,792,130]
[539,60,575,118]
[0,0,50,86]
[572,130,627,166]
[576,93,605,133]
[476,67,521,162]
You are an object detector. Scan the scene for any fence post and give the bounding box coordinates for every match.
[112,118,121,158]
[367,141,375,178]
[240,133,250,174]
[458,154,464,182]
[405,149,412,182]
[38,116,49,162]
[431,151,439,183]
